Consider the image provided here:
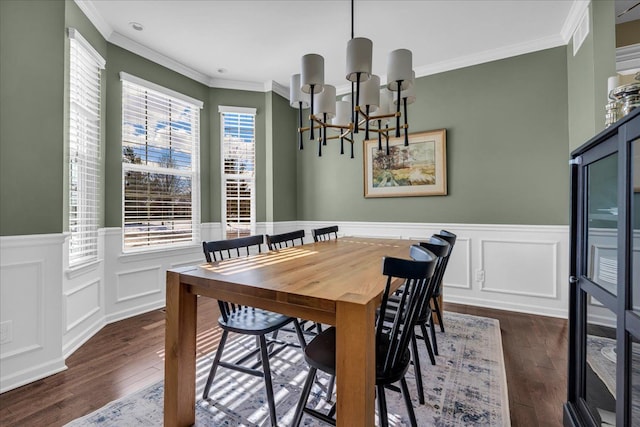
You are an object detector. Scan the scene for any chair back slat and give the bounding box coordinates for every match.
[266,230,305,250]
[312,225,338,242]
[432,230,457,295]
[376,246,437,376]
[202,235,264,320]
[203,235,263,262]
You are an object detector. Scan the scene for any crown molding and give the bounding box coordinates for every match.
[109,32,212,87]
[73,0,113,40]
[206,77,266,93]
[414,33,566,80]
[266,81,289,99]
[616,43,640,73]
[560,0,590,44]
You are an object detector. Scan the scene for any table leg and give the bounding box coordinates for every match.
[335,297,376,427]
[164,271,197,427]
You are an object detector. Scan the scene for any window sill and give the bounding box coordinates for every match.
[66,259,102,279]
[119,244,201,263]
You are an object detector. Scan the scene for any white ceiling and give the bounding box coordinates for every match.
[616,0,640,23]
[76,0,616,95]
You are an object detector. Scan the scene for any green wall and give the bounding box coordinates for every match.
[1,0,66,235]
[0,1,620,236]
[298,47,570,225]
[567,1,616,152]
[268,93,298,222]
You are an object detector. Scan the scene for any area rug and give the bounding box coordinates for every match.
[65,312,509,426]
[586,334,640,421]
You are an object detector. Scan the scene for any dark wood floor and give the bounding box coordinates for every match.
[0,300,568,426]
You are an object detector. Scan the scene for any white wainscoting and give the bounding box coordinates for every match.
[0,234,67,393]
[101,227,204,324]
[297,221,571,318]
[0,221,569,393]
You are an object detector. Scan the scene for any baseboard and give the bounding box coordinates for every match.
[0,357,67,394]
[104,299,166,325]
[445,294,568,319]
[63,316,106,359]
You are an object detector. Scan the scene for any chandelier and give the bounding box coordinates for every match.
[289,0,415,158]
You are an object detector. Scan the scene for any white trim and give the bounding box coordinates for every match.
[111,32,211,87]
[67,27,105,69]
[560,0,591,44]
[616,43,640,74]
[0,233,66,248]
[218,105,257,115]
[72,0,113,40]
[208,77,267,93]
[119,71,204,108]
[266,81,290,99]
[65,258,101,279]
[0,358,67,394]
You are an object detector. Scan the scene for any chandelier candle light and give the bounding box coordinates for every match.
[289,0,415,158]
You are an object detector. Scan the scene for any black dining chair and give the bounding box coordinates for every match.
[265,229,305,250]
[312,225,339,242]
[201,235,307,427]
[429,230,457,345]
[379,235,448,405]
[291,245,438,427]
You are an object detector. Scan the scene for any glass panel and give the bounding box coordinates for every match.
[585,294,617,424]
[586,153,619,295]
[633,139,640,314]
[631,334,640,425]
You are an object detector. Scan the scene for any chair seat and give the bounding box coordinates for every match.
[219,308,294,335]
[303,327,411,385]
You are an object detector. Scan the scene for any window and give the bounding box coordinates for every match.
[220,106,256,239]
[121,73,202,251]
[68,28,105,266]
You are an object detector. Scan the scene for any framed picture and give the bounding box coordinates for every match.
[363,129,447,198]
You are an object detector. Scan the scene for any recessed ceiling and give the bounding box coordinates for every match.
[78,0,588,93]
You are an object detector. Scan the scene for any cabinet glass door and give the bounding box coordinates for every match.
[586,153,619,296]
[633,139,640,315]
[584,295,617,424]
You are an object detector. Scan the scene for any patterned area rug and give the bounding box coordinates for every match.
[65,312,509,426]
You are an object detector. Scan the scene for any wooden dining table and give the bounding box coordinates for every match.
[163,236,418,426]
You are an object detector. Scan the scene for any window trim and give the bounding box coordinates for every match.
[67,27,105,267]
[219,106,257,239]
[120,74,202,253]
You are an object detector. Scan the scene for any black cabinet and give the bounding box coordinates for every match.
[565,108,640,427]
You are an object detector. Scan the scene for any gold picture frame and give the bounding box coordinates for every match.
[363,129,447,198]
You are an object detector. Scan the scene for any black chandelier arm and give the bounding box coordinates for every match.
[395,81,402,137]
[364,105,370,140]
[353,72,361,134]
[298,101,304,150]
[377,119,382,150]
[322,113,328,145]
[403,97,409,146]
[309,84,315,140]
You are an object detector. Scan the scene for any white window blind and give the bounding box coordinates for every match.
[68,28,105,266]
[121,74,202,251]
[220,107,256,239]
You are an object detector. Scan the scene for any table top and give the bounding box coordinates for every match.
[170,237,417,325]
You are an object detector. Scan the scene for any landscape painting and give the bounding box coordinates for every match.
[363,129,447,198]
